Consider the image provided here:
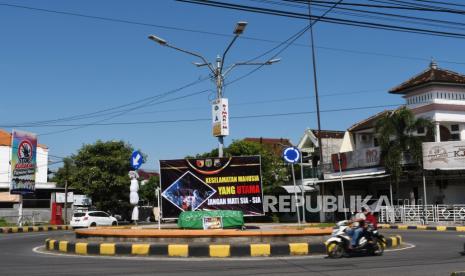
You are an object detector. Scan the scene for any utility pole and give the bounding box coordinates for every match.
[308,4,324,167]
[308,2,325,223]
[148,22,280,157]
[63,158,71,225]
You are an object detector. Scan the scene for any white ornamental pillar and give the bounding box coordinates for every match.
[129,171,139,223]
[435,122,441,142]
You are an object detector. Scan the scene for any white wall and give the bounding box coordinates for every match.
[0,146,10,183]
[36,147,48,183]
[321,137,342,165]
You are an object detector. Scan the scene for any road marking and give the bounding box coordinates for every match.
[0,233,53,240]
[33,243,415,262]
[384,242,415,252]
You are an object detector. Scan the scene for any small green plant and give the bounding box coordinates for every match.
[0,218,12,227]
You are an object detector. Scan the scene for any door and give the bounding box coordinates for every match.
[100,212,112,225]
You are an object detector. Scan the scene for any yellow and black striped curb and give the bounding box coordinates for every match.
[379,224,465,232]
[0,225,72,234]
[451,272,465,276]
[45,235,402,258]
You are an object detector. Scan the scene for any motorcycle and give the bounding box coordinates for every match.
[326,220,385,258]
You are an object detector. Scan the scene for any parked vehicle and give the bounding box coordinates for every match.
[70,211,118,228]
[326,220,385,258]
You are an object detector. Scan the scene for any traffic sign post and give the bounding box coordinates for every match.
[129,151,143,225]
[283,147,300,164]
[131,151,144,170]
[283,147,302,226]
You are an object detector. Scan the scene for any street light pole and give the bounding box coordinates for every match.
[148,22,280,158]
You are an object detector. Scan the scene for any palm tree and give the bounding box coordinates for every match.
[375,107,434,199]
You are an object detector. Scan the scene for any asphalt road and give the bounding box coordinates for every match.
[1,229,464,276]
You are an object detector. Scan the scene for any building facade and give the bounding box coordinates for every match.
[326,61,465,208]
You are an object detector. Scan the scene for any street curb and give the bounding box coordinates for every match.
[379,224,465,232]
[0,225,72,234]
[44,235,402,258]
[451,272,465,276]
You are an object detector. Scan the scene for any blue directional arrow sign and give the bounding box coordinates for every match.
[282,147,301,164]
[131,150,144,170]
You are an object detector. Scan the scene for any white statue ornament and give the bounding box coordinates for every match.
[129,171,139,222]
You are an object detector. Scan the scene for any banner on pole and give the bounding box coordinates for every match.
[10,130,37,195]
[212,98,229,137]
[160,156,263,219]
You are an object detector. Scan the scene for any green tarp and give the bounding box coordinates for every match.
[177,210,244,229]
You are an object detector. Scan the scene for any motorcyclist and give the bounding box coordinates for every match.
[346,207,368,249]
[365,208,378,229]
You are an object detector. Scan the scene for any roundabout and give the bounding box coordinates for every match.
[1,228,464,275]
[43,226,402,258]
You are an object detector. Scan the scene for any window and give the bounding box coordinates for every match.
[450,124,461,141]
[374,137,379,147]
[417,127,425,134]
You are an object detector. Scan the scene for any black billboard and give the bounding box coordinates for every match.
[159,156,264,219]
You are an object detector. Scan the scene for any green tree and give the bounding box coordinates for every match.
[375,107,434,197]
[192,140,287,193]
[139,175,160,206]
[54,140,143,216]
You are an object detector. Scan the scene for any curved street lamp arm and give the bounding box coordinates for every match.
[165,44,216,75]
[222,58,281,77]
[219,34,239,74]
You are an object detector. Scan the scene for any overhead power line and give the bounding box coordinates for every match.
[36,87,212,136]
[225,0,342,86]
[289,0,465,13]
[0,103,402,128]
[411,0,465,9]
[7,76,210,128]
[2,2,465,65]
[177,0,465,39]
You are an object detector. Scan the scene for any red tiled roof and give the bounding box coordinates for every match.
[243,137,293,156]
[348,110,393,132]
[244,137,292,146]
[390,62,465,94]
[138,169,159,180]
[310,129,344,139]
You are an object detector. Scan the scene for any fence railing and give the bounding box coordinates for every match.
[1,211,43,226]
[379,204,465,224]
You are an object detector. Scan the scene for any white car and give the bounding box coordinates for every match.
[70,211,118,228]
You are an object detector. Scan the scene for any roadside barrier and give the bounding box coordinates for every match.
[379,224,465,232]
[45,235,402,258]
[0,225,72,233]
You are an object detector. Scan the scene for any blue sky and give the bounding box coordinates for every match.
[1,0,465,171]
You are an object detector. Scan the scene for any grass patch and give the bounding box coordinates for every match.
[0,218,13,227]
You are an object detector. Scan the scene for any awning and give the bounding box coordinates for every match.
[0,192,20,203]
[324,167,386,180]
[280,185,317,193]
[317,173,389,183]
